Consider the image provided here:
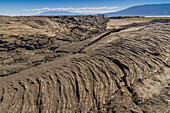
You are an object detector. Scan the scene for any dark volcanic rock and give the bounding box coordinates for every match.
[0,40,8,44]
[0,16,169,113]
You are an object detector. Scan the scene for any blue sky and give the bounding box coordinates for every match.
[0,0,170,16]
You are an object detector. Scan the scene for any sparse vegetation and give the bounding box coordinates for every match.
[115,16,170,21]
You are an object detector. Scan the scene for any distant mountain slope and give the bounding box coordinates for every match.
[105,3,170,17]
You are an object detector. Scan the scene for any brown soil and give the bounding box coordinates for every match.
[0,16,170,113]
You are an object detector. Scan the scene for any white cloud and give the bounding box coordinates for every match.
[23,8,51,11]
[70,10,116,14]
[23,6,118,12]
[74,7,118,10]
